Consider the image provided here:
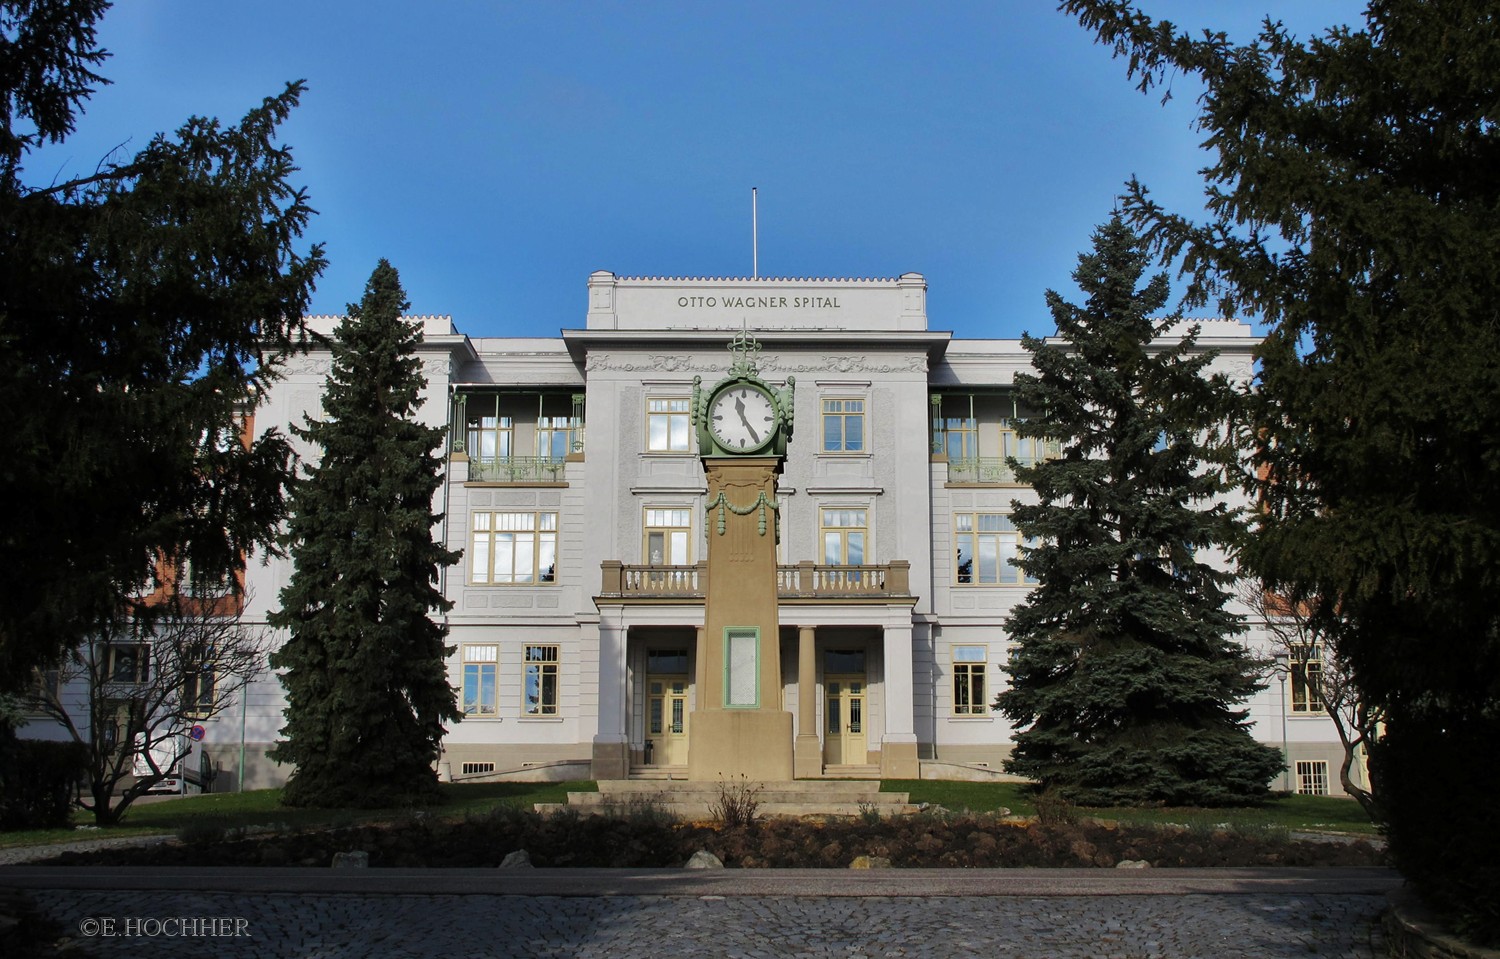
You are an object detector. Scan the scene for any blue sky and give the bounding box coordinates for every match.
[33,1,1366,340]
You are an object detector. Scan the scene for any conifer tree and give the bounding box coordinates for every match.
[1063,1,1500,939]
[269,261,460,808]
[997,216,1282,806]
[0,0,324,689]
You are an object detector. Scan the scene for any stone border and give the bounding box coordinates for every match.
[1383,889,1500,959]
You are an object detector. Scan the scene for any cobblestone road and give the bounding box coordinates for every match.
[30,887,1386,958]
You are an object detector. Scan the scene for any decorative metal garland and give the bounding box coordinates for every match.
[705,490,780,536]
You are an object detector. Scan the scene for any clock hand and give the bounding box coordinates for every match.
[734,395,761,443]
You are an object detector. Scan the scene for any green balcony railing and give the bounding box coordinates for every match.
[466,456,568,483]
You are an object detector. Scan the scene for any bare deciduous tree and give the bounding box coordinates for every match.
[23,598,269,825]
[1240,582,1383,820]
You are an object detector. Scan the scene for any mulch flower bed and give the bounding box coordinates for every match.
[38,809,1385,870]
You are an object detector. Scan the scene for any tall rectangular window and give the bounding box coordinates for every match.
[465,395,513,461]
[644,508,692,565]
[471,512,558,584]
[821,398,865,452]
[954,513,1036,585]
[952,645,988,715]
[1290,645,1324,713]
[182,667,215,715]
[536,416,575,460]
[462,645,498,717]
[523,645,559,716]
[821,508,868,566]
[1000,424,1044,467]
[647,398,692,452]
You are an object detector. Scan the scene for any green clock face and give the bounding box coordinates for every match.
[709,383,777,453]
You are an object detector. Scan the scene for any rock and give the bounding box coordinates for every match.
[1116,859,1152,869]
[498,849,533,869]
[849,855,893,869]
[685,850,724,869]
[331,850,369,868]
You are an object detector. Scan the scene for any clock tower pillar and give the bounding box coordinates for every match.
[687,333,796,782]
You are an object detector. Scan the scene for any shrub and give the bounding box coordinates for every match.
[0,737,86,830]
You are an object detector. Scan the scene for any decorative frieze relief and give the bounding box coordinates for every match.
[584,352,929,374]
[585,353,707,373]
[273,355,452,378]
[761,354,928,374]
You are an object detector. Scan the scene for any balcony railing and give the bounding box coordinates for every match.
[465,456,568,483]
[599,560,911,600]
[945,455,1059,485]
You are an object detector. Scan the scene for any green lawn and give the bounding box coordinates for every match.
[0,780,597,849]
[885,779,1379,835]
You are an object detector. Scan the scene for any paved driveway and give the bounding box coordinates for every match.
[9,867,1400,958]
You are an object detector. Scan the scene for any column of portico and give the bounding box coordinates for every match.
[880,620,920,778]
[794,625,821,779]
[590,612,629,780]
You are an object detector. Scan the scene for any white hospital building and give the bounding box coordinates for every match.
[35,271,1360,797]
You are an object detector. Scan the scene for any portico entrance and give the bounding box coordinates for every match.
[822,648,868,766]
[643,647,690,767]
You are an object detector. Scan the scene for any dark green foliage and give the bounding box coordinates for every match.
[997,216,1282,807]
[0,0,325,688]
[269,261,460,808]
[1062,0,1500,941]
[0,733,86,830]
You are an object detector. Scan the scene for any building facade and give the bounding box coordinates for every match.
[23,271,1359,798]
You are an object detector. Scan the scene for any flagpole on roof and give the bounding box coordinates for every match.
[752,187,759,279]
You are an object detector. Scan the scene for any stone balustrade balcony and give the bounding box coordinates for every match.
[598,560,911,602]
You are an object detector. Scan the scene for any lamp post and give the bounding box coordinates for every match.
[1272,653,1291,793]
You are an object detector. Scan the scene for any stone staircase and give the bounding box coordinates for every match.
[536,779,919,819]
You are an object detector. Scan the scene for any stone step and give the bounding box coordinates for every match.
[597,786,900,798]
[569,791,911,807]
[534,800,922,819]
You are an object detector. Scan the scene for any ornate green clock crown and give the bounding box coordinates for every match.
[691,330,796,457]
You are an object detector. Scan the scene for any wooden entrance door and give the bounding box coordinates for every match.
[822,676,867,765]
[646,675,689,765]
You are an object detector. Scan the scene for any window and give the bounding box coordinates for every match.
[465,395,513,460]
[471,512,557,584]
[183,667,215,715]
[936,413,977,460]
[461,761,496,775]
[180,557,231,599]
[647,397,692,452]
[107,644,151,684]
[536,415,575,461]
[1296,760,1330,796]
[462,645,498,717]
[821,508,867,566]
[523,645,559,716]
[999,423,1046,468]
[821,398,865,452]
[952,645,988,715]
[954,513,1036,585]
[1290,645,1324,713]
[643,508,692,565]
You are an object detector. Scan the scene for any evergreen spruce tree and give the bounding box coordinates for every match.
[269,261,460,808]
[1064,1,1500,939]
[997,216,1282,807]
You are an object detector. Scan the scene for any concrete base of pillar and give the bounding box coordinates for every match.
[793,734,823,779]
[590,740,630,781]
[880,740,920,779]
[687,709,794,782]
